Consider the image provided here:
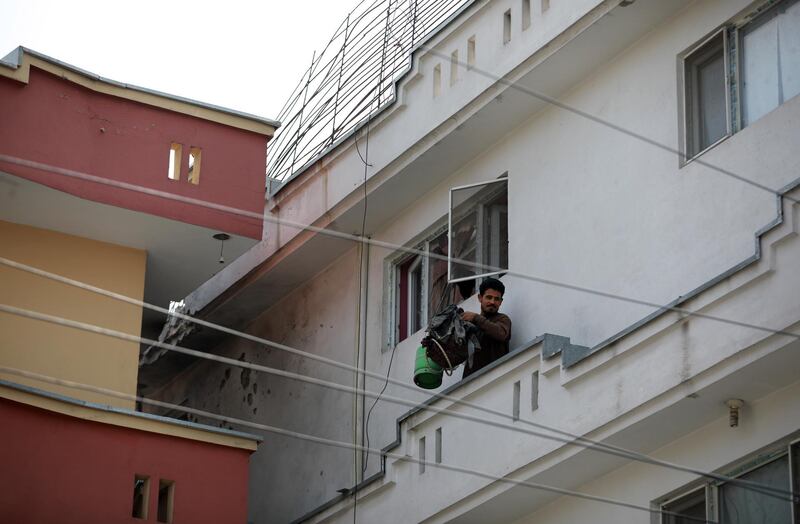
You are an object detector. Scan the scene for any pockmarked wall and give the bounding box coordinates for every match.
[149,0,800,520]
[0,220,145,408]
[149,247,362,523]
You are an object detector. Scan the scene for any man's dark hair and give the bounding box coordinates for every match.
[479,277,505,296]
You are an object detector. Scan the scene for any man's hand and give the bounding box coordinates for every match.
[461,311,478,323]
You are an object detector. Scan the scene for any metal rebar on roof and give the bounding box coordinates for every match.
[267,0,472,187]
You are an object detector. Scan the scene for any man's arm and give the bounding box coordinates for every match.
[463,313,511,341]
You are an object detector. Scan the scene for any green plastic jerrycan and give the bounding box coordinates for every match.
[414,345,443,389]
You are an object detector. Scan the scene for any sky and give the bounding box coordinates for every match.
[0,0,356,121]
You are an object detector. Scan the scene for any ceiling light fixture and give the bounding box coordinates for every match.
[213,233,231,264]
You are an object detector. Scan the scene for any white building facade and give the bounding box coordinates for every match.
[142,0,800,522]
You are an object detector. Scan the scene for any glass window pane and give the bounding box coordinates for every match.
[483,193,508,270]
[742,2,800,127]
[697,48,727,149]
[685,33,727,157]
[743,15,781,125]
[451,208,479,281]
[427,231,468,318]
[449,179,508,282]
[409,258,423,333]
[720,456,792,524]
[662,488,706,524]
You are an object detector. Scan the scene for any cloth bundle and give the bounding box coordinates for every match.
[421,305,481,373]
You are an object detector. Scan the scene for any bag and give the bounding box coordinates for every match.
[421,305,481,374]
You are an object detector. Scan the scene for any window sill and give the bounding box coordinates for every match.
[680,133,731,168]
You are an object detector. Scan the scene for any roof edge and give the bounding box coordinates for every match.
[0,379,262,450]
[1,46,280,136]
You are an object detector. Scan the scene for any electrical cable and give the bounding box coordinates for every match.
[2,32,799,503]
[1,154,797,346]
[7,256,796,498]
[2,1,797,518]
[352,8,392,522]
[0,365,721,524]
[419,45,798,206]
[1,299,796,503]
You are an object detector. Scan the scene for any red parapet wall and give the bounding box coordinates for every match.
[0,397,253,524]
[0,67,266,239]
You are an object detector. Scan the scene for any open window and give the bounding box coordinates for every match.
[389,176,508,347]
[680,0,800,162]
[448,177,508,283]
[682,30,729,160]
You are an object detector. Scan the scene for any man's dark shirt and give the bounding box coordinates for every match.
[462,312,512,378]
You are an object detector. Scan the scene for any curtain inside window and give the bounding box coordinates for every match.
[720,456,792,524]
[742,1,800,126]
[427,230,471,318]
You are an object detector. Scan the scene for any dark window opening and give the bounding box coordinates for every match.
[157,479,175,523]
[132,475,150,519]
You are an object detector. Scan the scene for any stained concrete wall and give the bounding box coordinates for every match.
[150,248,362,523]
[151,0,800,521]
[304,178,800,521]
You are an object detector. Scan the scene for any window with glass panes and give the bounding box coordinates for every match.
[658,439,799,524]
[389,177,508,347]
[681,0,800,161]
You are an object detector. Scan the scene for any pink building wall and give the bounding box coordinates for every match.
[0,67,267,239]
[0,397,255,524]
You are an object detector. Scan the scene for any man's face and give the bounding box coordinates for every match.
[478,288,503,316]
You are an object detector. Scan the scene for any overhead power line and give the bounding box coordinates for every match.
[419,45,798,206]
[0,299,795,503]
[0,365,719,524]
[0,155,796,346]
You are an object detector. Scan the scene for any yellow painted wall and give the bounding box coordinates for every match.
[0,220,145,408]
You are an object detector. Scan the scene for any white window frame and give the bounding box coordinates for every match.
[406,255,423,335]
[679,0,800,164]
[659,485,713,524]
[385,175,508,350]
[386,226,443,349]
[447,177,508,283]
[680,29,731,162]
[657,437,800,524]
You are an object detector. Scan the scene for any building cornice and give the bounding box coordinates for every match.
[0,46,280,136]
[0,379,261,451]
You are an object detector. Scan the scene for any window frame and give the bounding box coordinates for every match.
[679,0,800,165]
[386,229,440,349]
[681,29,731,162]
[406,254,424,336]
[447,177,509,284]
[657,438,800,524]
[659,485,713,524]
[385,175,509,350]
